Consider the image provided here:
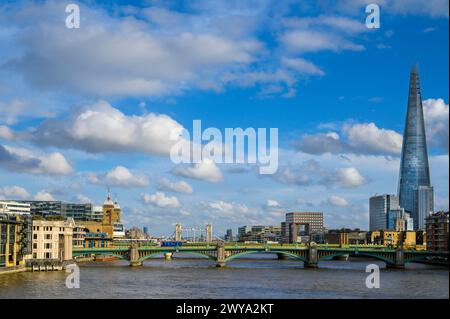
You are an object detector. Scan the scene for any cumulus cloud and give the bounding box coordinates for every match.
[157,178,193,194]
[0,186,30,199]
[272,166,312,186]
[34,191,56,201]
[294,122,402,156]
[327,195,349,207]
[4,2,262,97]
[171,159,223,183]
[0,144,73,175]
[423,98,449,153]
[142,192,181,208]
[266,199,281,208]
[30,100,185,155]
[321,167,366,188]
[87,166,149,188]
[208,200,249,214]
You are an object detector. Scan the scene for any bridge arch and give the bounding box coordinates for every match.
[73,251,127,260]
[138,251,216,263]
[225,250,308,263]
[347,252,395,265]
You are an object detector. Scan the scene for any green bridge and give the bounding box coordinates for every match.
[72,243,449,269]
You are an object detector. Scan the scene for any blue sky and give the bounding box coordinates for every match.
[0,0,448,236]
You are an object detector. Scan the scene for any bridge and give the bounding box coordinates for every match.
[72,243,449,269]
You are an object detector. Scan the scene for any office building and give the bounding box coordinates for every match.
[425,211,449,251]
[31,218,74,261]
[369,194,399,231]
[398,66,434,230]
[225,229,233,241]
[282,212,324,243]
[0,212,32,270]
[0,201,31,215]
[238,225,281,243]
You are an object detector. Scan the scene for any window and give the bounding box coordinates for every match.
[33,243,37,249]
[33,234,37,240]
[45,234,52,240]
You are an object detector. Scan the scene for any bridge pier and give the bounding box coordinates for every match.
[129,245,142,267]
[216,243,226,267]
[387,249,405,269]
[305,242,318,268]
[164,253,173,261]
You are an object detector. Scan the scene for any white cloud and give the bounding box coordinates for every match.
[322,167,366,188]
[88,166,149,188]
[281,29,364,53]
[208,200,249,214]
[142,192,181,208]
[157,178,193,194]
[343,123,402,155]
[34,191,56,201]
[423,98,449,153]
[172,159,223,183]
[294,122,402,156]
[266,199,281,207]
[0,126,14,140]
[0,144,73,175]
[32,100,185,155]
[5,2,262,97]
[0,186,30,199]
[281,57,325,76]
[327,195,349,207]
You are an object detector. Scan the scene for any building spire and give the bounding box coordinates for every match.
[398,66,433,230]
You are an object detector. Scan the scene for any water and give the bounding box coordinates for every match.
[0,254,448,299]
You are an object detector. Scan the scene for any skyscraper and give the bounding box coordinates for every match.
[369,194,399,231]
[398,66,434,230]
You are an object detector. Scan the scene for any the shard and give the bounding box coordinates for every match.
[398,66,434,230]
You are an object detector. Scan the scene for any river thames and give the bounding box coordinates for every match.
[0,255,448,299]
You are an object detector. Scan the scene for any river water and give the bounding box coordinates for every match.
[0,254,448,299]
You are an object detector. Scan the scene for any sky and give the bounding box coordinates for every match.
[0,0,448,237]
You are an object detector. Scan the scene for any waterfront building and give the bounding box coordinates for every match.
[0,212,32,270]
[398,66,434,230]
[31,218,74,261]
[324,229,368,245]
[425,211,449,251]
[369,230,401,247]
[325,231,348,245]
[84,232,112,248]
[238,225,281,243]
[281,212,324,243]
[73,224,86,248]
[0,201,31,215]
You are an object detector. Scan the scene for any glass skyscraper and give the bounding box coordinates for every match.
[398,66,434,230]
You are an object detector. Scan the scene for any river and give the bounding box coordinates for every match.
[0,254,448,299]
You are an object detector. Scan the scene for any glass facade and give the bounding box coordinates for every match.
[398,66,433,230]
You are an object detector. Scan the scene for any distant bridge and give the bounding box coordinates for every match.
[72,243,449,269]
